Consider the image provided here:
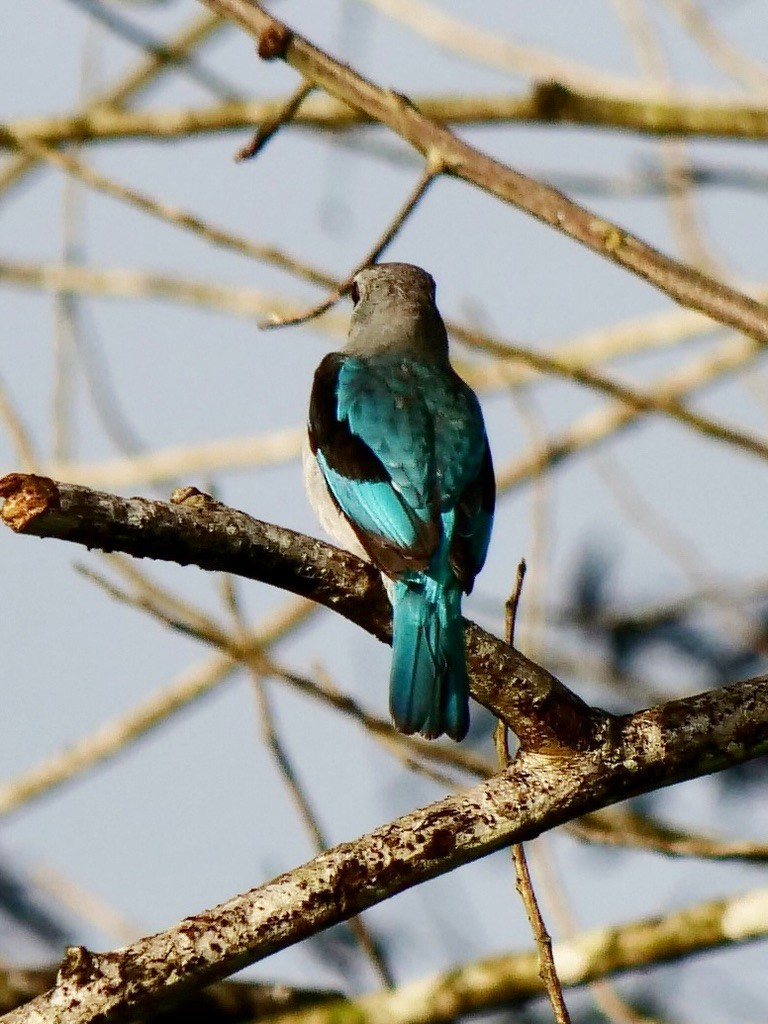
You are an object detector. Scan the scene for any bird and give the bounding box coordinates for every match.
[305,263,495,741]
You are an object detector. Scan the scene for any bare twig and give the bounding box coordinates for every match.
[235,79,314,160]
[262,157,443,328]
[197,0,768,346]
[497,563,571,1024]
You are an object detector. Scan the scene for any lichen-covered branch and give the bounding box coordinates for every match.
[2,673,767,1024]
[3,887,767,1021]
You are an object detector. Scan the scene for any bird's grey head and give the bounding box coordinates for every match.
[345,263,449,360]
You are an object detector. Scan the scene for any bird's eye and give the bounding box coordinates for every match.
[350,280,361,305]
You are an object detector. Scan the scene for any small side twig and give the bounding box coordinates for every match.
[496,559,571,1024]
[235,79,314,160]
[261,154,444,328]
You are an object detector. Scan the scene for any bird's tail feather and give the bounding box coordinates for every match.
[390,578,469,741]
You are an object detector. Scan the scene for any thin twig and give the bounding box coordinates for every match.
[223,579,395,988]
[261,157,443,328]
[3,131,336,289]
[235,79,314,160]
[505,560,527,648]
[496,562,571,1024]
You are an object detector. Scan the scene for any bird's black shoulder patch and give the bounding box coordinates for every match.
[308,353,389,483]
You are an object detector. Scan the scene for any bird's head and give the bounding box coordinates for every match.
[346,263,449,360]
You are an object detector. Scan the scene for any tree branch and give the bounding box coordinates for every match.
[0,474,598,751]
[194,0,768,346]
[9,87,768,148]
[1,672,766,1024]
[3,887,768,1020]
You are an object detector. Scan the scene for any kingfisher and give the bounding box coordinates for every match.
[305,263,495,741]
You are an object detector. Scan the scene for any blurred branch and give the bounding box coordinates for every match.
[221,581,394,989]
[47,428,305,490]
[3,672,767,1024]
[612,0,718,276]
[497,328,765,492]
[0,592,313,818]
[10,87,768,147]
[4,259,744,368]
[0,9,228,197]
[2,132,335,288]
[0,259,347,338]
[61,0,242,99]
[78,559,490,784]
[360,0,662,96]
[0,374,38,471]
[457,325,768,465]
[571,807,768,861]
[662,0,768,96]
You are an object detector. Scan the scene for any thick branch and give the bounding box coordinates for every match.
[2,674,767,1024]
[0,474,598,751]
[195,0,768,346]
[3,887,767,1020]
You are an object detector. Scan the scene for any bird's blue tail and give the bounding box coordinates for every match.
[390,577,469,741]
